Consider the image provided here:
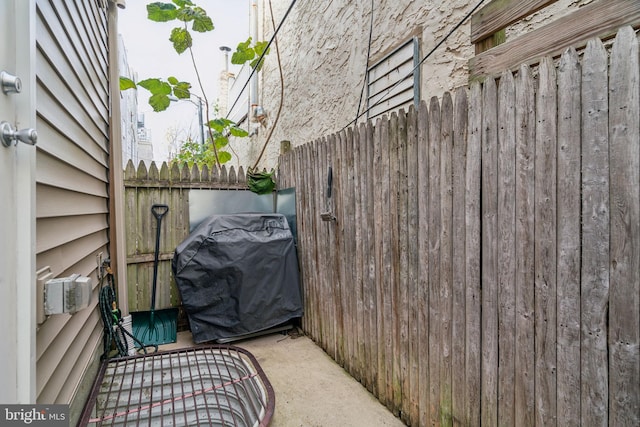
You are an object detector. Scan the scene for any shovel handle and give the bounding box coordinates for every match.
[151,204,169,221]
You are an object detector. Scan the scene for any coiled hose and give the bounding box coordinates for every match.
[99,276,155,359]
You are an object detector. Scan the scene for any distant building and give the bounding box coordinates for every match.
[118,34,139,167]
[137,113,154,166]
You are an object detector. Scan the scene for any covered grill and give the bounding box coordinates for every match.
[172,213,303,344]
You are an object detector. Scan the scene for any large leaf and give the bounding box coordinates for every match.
[208,118,233,133]
[147,2,178,22]
[138,78,172,95]
[214,135,228,148]
[231,37,255,64]
[191,7,214,32]
[172,81,191,99]
[251,40,270,70]
[176,7,196,22]
[253,40,270,57]
[229,126,249,137]
[149,93,171,112]
[170,27,192,54]
[218,151,232,164]
[119,76,136,91]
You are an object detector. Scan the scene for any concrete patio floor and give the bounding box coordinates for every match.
[160,330,405,427]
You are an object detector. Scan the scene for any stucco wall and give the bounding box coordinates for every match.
[230,0,594,170]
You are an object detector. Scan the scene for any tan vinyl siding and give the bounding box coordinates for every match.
[34,0,110,406]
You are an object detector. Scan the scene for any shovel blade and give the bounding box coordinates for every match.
[131,308,179,346]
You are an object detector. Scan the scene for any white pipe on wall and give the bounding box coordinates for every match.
[250,0,259,113]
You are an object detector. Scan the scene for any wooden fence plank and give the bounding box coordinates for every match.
[497,69,516,426]
[556,46,582,427]
[357,122,371,393]
[292,148,307,334]
[397,110,410,422]
[335,130,348,368]
[481,76,499,426]
[451,87,468,426]
[470,0,557,43]
[534,56,558,426]
[465,83,482,427]
[345,128,358,379]
[417,100,431,427]
[356,124,368,386]
[406,105,420,426]
[304,143,316,341]
[364,120,378,397]
[427,96,442,425]
[348,128,361,383]
[373,115,388,404]
[469,0,640,79]
[580,37,609,427]
[299,145,312,337]
[388,112,401,415]
[439,92,454,427]
[314,139,326,349]
[380,115,394,408]
[325,136,339,359]
[317,138,326,347]
[514,63,536,426]
[608,26,640,426]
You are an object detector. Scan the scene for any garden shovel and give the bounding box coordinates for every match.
[132,204,178,347]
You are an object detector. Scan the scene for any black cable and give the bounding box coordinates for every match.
[225,0,298,119]
[341,0,487,132]
[354,0,375,127]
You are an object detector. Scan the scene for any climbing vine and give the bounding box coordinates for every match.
[119,0,268,170]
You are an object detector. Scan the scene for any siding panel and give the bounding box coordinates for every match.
[34,0,111,408]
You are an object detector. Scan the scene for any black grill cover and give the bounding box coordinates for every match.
[172,213,303,343]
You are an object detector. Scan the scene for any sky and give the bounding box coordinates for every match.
[118,0,250,162]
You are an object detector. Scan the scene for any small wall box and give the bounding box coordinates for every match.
[44,274,92,315]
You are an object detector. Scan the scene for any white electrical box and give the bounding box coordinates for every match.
[44,274,92,315]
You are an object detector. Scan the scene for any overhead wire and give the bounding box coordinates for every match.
[354,0,375,127]
[340,0,487,132]
[225,0,297,120]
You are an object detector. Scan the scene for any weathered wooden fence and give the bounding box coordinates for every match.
[278,27,639,426]
[123,160,251,327]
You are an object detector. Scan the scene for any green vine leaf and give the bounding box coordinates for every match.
[138,78,171,95]
[149,93,171,112]
[250,40,270,70]
[214,135,229,148]
[119,76,136,91]
[147,2,178,22]
[231,37,255,64]
[229,126,249,137]
[207,118,233,133]
[176,7,196,22]
[190,7,214,32]
[172,81,191,99]
[167,76,179,85]
[170,27,192,54]
[218,151,232,163]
